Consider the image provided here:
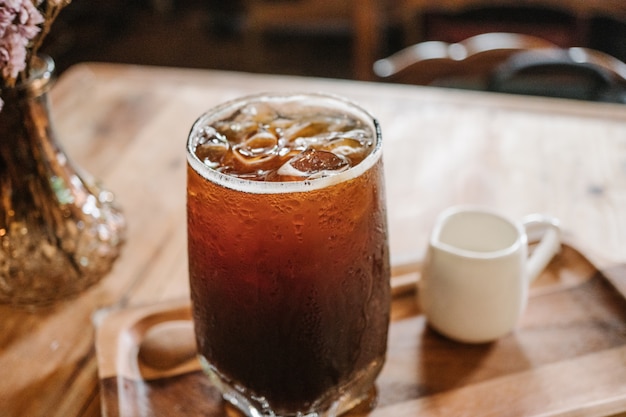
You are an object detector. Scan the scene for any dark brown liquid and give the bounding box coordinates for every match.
[187,99,390,414]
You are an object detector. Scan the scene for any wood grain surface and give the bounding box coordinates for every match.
[1,63,626,417]
[94,244,626,417]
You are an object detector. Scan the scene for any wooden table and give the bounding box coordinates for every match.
[2,63,626,417]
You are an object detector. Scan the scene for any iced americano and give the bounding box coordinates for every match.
[186,93,390,417]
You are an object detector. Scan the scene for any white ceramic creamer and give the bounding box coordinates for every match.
[419,206,560,343]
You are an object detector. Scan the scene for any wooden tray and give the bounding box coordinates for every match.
[95,244,626,417]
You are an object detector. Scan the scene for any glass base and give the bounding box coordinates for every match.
[199,356,380,417]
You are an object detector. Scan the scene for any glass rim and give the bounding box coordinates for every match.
[186,92,383,194]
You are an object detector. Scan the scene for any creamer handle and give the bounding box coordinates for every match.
[523,214,561,283]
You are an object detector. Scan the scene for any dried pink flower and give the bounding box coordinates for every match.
[0,0,71,114]
[0,0,45,84]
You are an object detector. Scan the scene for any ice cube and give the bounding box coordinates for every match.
[235,131,278,157]
[318,114,360,134]
[317,131,373,162]
[194,127,230,168]
[282,121,317,142]
[232,131,279,166]
[238,102,279,124]
[277,149,349,179]
[213,119,258,144]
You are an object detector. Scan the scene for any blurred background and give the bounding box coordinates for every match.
[41,0,626,83]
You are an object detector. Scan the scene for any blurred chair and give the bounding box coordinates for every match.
[373,32,626,103]
[489,47,626,102]
[373,32,557,87]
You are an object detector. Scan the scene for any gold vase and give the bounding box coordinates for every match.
[0,56,126,308]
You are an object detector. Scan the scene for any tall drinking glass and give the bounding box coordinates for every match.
[186,93,390,417]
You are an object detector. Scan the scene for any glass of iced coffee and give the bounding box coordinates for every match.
[186,93,390,417]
